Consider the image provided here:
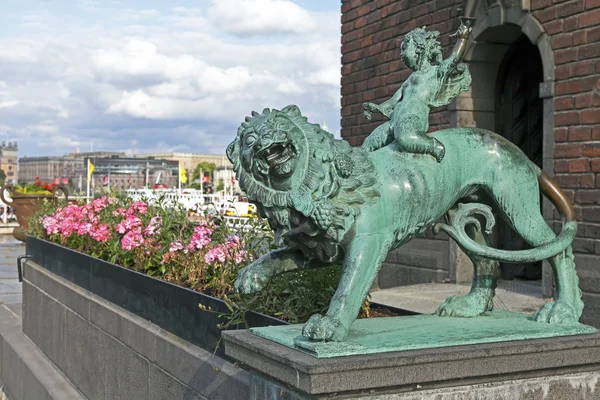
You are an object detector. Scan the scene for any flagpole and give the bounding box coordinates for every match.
[91,158,95,198]
[86,159,90,202]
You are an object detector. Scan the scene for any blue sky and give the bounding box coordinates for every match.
[0,0,341,157]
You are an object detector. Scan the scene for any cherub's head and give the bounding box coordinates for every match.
[400,27,442,71]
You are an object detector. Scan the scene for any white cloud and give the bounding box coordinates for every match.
[1,2,341,159]
[207,0,317,35]
[308,66,342,87]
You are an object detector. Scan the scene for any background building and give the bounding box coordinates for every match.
[19,153,178,191]
[82,156,179,192]
[341,1,599,322]
[18,156,83,185]
[213,166,240,193]
[0,142,18,184]
[135,153,231,179]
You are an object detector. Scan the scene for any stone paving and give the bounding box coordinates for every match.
[0,236,24,318]
[370,282,548,315]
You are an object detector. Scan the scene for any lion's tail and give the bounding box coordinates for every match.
[435,170,577,263]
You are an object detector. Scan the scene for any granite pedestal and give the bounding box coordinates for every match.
[223,327,600,399]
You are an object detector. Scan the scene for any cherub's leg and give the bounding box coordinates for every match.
[235,248,323,294]
[362,121,393,152]
[436,220,500,317]
[393,112,445,162]
[302,234,390,341]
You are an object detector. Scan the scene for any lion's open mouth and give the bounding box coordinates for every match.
[260,142,295,168]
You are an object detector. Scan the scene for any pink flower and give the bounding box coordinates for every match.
[226,235,244,248]
[91,196,108,212]
[187,223,214,252]
[116,215,142,234]
[90,224,111,242]
[205,245,227,264]
[77,222,92,236]
[160,253,169,265]
[233,249,248,264]
[121,228,145,250]
[112,208,126,217]
[127,201,148,216]
[169,241,184,253]
[144,216,162,236]
[43,216,59,235]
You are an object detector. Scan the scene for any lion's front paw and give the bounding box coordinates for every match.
[302,314,348,342]
[435,291,493,317]
[534,301,580,324]
[234,264,271,294]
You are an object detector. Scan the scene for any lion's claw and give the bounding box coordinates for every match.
[302,314,348,342]
[435,291,493,318]
[234,265,270,294]
[534,301,579,324]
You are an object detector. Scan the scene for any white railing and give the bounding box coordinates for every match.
[0,198,15,224]
[52,189,259,231]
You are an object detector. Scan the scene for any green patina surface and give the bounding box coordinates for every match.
[250,311,597,358]
[227,18,585,344]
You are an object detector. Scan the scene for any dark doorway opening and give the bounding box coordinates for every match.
[495,35,544,281]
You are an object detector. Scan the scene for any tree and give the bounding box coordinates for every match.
[0,170,6,182]
[192,162,217,182]
[216,179,224,192]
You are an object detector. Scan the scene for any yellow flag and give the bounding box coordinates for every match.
[179,166,188,184]
[88,161,95,180]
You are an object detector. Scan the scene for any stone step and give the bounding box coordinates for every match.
[370,282,548,315]
[0,304,86,400]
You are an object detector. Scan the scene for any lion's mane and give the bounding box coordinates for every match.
[227,106,380,263]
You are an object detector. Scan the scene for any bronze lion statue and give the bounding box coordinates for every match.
[226,105,582,342]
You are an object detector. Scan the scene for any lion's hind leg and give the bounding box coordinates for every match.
[487,179,583,324]
[533,246,582,324]
[436,214,500,317]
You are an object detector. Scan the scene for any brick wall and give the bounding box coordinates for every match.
[341,0,600,296]
[543,0,600,255]
[341,0,463,146]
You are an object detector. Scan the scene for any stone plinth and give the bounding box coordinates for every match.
[223,329,600,399]
[249,311,596,358]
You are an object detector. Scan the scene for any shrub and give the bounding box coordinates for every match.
[28,195,360,325]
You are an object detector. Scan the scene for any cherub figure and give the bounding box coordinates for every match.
[362,20,473,162]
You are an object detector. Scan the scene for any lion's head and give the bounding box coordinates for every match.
[227,105,380,262]
[227,105,311,196]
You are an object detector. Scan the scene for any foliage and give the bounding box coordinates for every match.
[216,179,224,192]
[0,169,5,182]
[192,162,217,182]
[27,194,357,325]
[11,177,55,195]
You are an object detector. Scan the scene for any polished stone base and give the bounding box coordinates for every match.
[223,329,600,399]
[249,311,597,358]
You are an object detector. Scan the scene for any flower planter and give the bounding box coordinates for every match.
[25,236,287,356]
[1,185,67,242]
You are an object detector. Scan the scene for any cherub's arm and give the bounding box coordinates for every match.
[363,85,403,120]
[439,19,473,75]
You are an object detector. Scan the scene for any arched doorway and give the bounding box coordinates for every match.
[448,9,557,296]
[495,35,544,280]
